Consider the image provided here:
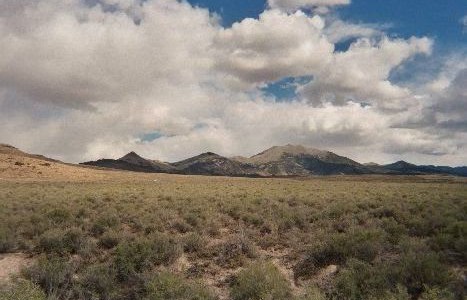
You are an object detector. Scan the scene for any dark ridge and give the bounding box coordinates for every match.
[75,144,467,177]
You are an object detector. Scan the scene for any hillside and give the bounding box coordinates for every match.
[2,143,466,178]
[81,144,467,177]
[0,144,146,182]
[82,145,377,177]
[383,161,467,177]
[83,152,175,173]
[239,145,372,176]
[171,152,259,176]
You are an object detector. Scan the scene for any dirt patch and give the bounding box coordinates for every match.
[314,264,338,290]
[0,253,33,283]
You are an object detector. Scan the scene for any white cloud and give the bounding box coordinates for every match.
[300,36,433,108]
[214,10,333,88]
[0,0,218,109]
[324,19,385,43]
[461,15,467,33]
[268,0,350,13]
[0,0,465,166]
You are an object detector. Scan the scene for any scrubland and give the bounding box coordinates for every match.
[0,174,466,300]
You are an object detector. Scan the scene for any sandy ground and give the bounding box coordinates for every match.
[0,253,32,283]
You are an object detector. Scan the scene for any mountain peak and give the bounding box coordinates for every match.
[119,151,144,161]
[390,160,416,167]
[249,144,327,164]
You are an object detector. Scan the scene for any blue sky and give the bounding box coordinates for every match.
[189,0,466,50]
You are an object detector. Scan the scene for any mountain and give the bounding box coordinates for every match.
[0,144,58,163]
[0,144,121,181]
[82,152,175,173]
[82,151,259,177]
[79,145,467,177]
[383,161,467,177]
[236,145,372,176]
[172,152,259,176]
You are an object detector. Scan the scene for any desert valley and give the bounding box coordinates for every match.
[0,143,466,300]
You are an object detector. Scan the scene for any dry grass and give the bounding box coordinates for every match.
[0,150,466,299]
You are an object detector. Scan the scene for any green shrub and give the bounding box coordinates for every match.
[98,230,121,249]
[38,228,84,255]
[429,221,467,263]
[38,230,66,255]
[419,286,456,300]
[368,285,410,300]
[172,220,192,234]
[231,261,291,300]
[216,235,256,268]
[296,286,326,300]
[182,232,205,254]
[114,240,154,282]
[332,248,455,300]
[114,234,181,281]
[295,229,386,279]
[78,264,117,300]
[184,212,203,228]
[24,256,74,298]
[22,215,49,239]
[0,280,46,300]
[90,215,119,236]
[63,228,86,254]
[144,272,217,300]
[46,209,71,225]
[0,227,15,253]
[397,250,453,298]
[333,259,396,300]
[150,233,182,266]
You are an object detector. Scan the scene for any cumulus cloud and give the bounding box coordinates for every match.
[428,68,467,133]
[324,19,385,43]
[214,10,333,88]
[300,36,433,108]
[268,0,350,13]
[0,0,218,109]
[0,0,465,166]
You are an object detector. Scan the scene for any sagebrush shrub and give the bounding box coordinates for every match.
[114,234,181,281]
[144,272,217,300]
[0,280,46,300]
[78,264,117,300]
[24,256,74,297]
[38,228,85,255]
[98,230,120,249]
[0,227,15,253]
[231,261,291,300]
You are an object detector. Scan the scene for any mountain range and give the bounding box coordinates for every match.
[81,144,467,177]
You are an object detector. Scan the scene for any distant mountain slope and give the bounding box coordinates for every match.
[383,161,467,177]
[238,145,372,176]
[172,152,259,176]
[0,144,58,163]
[0,144,121,181]
[79,144,467,177]
[82,152,175,173]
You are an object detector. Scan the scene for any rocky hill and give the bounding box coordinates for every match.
[236,145,372,176]
[83,152,175,173]
[383,161,467,177]
[3,143,466,178]
[79,145,399,177]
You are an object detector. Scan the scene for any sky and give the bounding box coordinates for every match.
[0,0,466,166]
